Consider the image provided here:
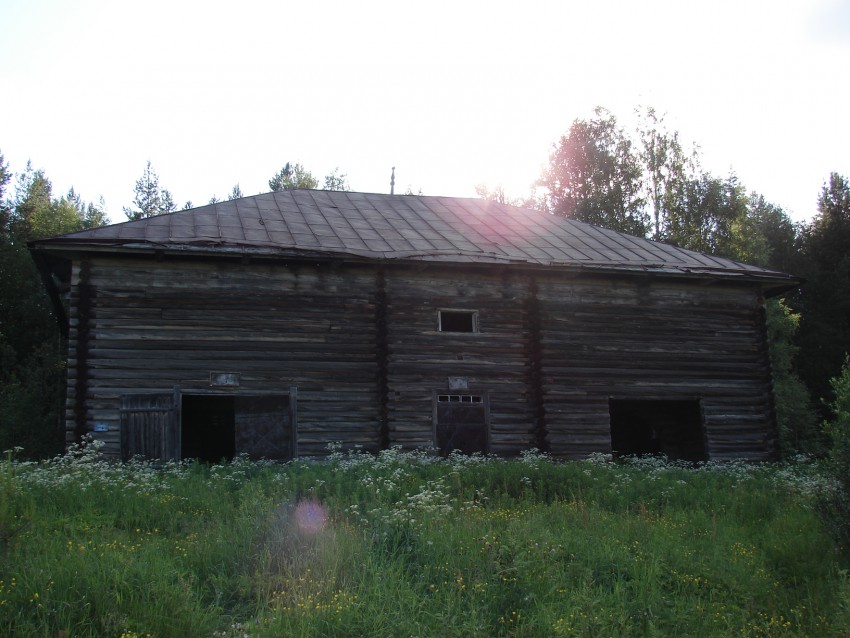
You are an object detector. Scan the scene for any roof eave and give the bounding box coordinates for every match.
[29,238,801,295]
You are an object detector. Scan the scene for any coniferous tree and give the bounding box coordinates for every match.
[82,196,109,229]
[12,162,52,237]
[123,161,175,219]
[57,188,107,229]
[227,184,243,200]
[0,154,107,458]
[160,188,176,214]
[794,173,850,409]
[0,151,9,204]
[745,194,799,274]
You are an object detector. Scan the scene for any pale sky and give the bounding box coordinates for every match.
[1,0,848,224]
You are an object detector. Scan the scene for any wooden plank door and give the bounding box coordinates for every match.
[120,391,180,461]
[436,394,488,455]
[234,396,294,461]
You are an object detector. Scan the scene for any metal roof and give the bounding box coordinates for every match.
[31,189,797,290]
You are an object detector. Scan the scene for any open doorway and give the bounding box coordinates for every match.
[182,394,294,462]
[182,395,235,461]
[609,399,707,462]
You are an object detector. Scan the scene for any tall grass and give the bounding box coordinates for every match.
[0,440,846,637]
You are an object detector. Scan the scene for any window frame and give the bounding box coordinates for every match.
[437,308,479,333]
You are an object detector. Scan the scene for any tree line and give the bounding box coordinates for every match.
[0,159,108,457]
[123,161,351,220]
[1,106,848,457]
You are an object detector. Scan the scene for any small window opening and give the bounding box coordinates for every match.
[609,399,706,462]
[439,310,477,333]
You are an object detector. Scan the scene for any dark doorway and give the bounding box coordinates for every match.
[609,399,706,462]
[182,395,236,461]
[435,394,488,455]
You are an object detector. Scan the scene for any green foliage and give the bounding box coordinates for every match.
[268,162,319,191]
[747,193,799,273]
[635,106,695,241]
[7,168,106,240]
[794,173,850,408]
[0,151,10,212]
[266,163,355,194]
[0,341,65,459]
[540,107,648,235]
[766,299,820,456]
[817,173,850,226]
[322,168,350,192]
[820,357,850,551]
[539,106,804,271]
[824,358,850,469]
[11,163,52,236]
[123,160,176,220]
[475,183,544,210]
[160,187,176,214]
[663,171,751,258]
[0,152,105,459]
[0,446,845,637]
[227,183,243,200]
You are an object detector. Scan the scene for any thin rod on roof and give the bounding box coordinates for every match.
[390,167,395,195]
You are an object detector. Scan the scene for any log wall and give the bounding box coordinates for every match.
[383,268,537,455]
[67,256,381,458]
[63,254,777,460]
[536,275,776,460]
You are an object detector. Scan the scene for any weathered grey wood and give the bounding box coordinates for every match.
[234,396,293,461]
[120,391,179,461]
[28,190,799,460]
[45,249,780,461]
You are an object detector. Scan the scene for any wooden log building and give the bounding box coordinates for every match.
[29,190,799,462]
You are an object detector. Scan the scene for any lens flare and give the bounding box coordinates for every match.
[294,500,327,534]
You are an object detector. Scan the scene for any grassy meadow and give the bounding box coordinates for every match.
[1,440,848,637]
